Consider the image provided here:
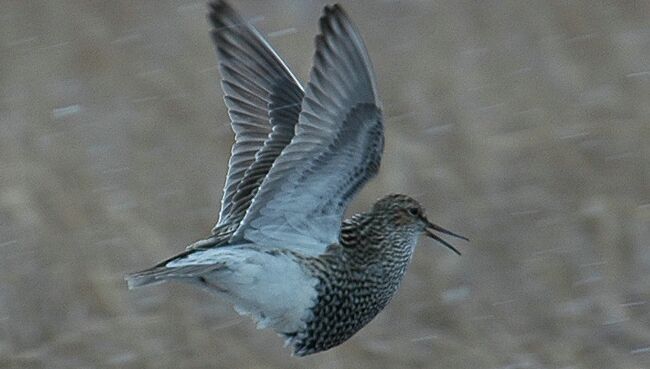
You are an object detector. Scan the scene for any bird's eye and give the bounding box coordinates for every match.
[407,207,419,216]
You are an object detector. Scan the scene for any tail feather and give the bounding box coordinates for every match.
[125,263,225,289]
[126,237,231,289]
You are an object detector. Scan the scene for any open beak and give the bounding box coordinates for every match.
[424,219,468,256]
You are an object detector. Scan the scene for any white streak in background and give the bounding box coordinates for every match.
[425,124,453,136]
[565,33,597,44]
[164,92,189,101]
[626,71,650,78]
[209,318,244,331]
[101,166,130,175]
[572,274,602,287]
[492,299,516,306]
[441,286,470,304]
[512,107,539,116]
[111,33,143,45]
[602,317,628,325]
[579,261,607,268]
[7,36,37,47]
[557,298,591,316]
[532,246,571,256]
[620,301,646,307]
[52,104,81,119]
[106,190,138,211]
[469,315,495,321]
[559,131,589,140]
[496,362,534,369]
[212,16,265,32]
[410,334,438,342]
[40,41,69,51]
[630,346,650,355]
[108,352,136,365]
[132,96,159,104]
[605,151,634,161]
[386,111,414,121]
[247,16,265,26]
[0,240,17,248]
[176,2,204,12]
[364,340,390,353]
[477,102,505,112]
[509,209,539,217]
[267,27,297,39]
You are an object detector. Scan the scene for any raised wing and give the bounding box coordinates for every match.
[232,5,383,255]
[208,1,304,236]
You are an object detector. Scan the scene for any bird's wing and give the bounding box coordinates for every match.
[232,5,383,255]
[208,1,304,236]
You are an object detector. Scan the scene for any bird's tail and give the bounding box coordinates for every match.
[125,265,169,289]
[126,238,229,289]
[125,263,224,289]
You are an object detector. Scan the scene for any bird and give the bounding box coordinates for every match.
[127,0,468,356]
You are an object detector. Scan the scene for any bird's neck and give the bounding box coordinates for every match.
[337,213,417,267]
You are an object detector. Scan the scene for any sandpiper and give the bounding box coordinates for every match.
[127,0,468,356]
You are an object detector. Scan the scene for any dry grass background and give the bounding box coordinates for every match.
[1,0,650,368]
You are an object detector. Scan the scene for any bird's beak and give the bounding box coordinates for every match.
[423,218,468,256]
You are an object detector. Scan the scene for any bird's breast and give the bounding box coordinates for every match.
[287,253,412,356]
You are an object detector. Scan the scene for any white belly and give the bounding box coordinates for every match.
[167,246,319,334]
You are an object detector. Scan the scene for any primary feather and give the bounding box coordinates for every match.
[208,0,304,237]
[231,4,383,255]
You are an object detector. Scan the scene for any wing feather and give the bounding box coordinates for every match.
[232,5,383,255]
[207,1,304,235]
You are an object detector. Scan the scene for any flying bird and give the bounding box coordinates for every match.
[127,0,467,356]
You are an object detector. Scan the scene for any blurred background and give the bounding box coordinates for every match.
[1,1,650,368]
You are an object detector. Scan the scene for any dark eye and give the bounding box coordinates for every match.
[407,207,419,216]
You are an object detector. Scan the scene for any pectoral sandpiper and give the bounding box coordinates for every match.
[127,0,467,356]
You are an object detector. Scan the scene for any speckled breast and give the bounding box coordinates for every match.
[288,257,409,356]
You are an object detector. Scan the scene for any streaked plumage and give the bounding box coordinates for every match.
[127,0,467,356]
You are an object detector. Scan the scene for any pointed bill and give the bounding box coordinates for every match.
[424,221,468,255]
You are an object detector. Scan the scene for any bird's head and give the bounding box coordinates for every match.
[371,194,467,255]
